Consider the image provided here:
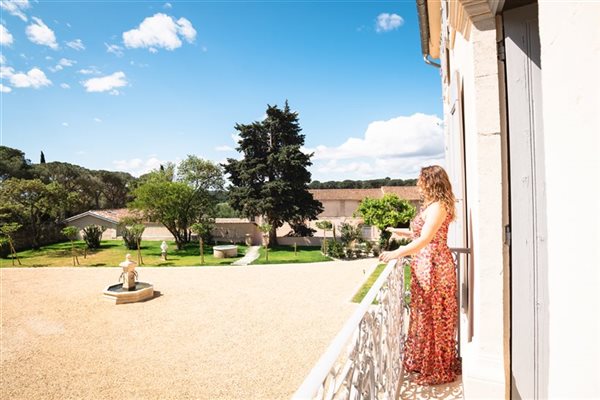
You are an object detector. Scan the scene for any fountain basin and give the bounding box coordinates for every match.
[103,282,154,304]
[213,245,238,258]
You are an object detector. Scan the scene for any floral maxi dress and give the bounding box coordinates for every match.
[403,207,461,385]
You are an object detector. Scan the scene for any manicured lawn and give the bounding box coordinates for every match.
[253,245,332,264]
[1,240,249,268]
[352,261,412,303]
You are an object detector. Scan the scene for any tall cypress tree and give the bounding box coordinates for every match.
[224,102,323,244]
[40,151,46,164]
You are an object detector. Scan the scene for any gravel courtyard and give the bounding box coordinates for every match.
[1,259,376,400]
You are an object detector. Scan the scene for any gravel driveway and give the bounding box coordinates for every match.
[1,259,377,400]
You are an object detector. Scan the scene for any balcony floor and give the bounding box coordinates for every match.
[399,372,464,399]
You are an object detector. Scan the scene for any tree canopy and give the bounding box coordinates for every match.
[309,177,417,189]
[224,102,323,244]
[130,156,224,249]
[354,194,416,249]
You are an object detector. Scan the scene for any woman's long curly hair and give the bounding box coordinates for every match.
[418,165,456,221]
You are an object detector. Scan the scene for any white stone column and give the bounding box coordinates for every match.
[459,16,507,399]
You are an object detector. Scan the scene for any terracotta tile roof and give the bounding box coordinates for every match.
[309,186,420,201]
[65,208,143,223]
[91,209,142,222]
[380,186,421,200]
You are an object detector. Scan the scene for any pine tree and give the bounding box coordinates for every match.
[40,151,46,164]
[224,101,323,245]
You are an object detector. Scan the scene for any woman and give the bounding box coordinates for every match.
[380,165,460,385]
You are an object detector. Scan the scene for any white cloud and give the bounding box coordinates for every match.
[215,145,234,152]
[26,17,58,49]
[112,157,166,177]
[0,65,14,79]
[5,67,52,88]
[66,38,85,50]
[0,83,12,93]
[176,17,196,42]
[94,117,102,122]
[163,2,172,9]
[0,0,30,22]
[58,58,75,67]
[0,54,6,64]
[1,24,14,46]
[123,13,196,51]
[310,113,444,180]
[376,13,404,33]
[60,83,70,89]
[62,122,69,127]
[78,66,100,75]
[105,42,124,56]
[82,71,127,94]
[49,57,76,72]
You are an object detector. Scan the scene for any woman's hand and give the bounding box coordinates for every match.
[379,249,401,262]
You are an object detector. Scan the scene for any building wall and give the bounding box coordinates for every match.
[212,223,261,245]
[537,2,600,396]
[442,12,506,398]
[141,223,174,241]
[318,200,361,218]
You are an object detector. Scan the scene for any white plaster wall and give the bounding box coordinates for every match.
[446,18,506,398]
[538,2,600,397]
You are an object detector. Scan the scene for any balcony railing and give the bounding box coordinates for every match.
[293,247,470,400]
[292,258,408,400]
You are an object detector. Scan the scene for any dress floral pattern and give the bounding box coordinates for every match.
[403,205,461,385]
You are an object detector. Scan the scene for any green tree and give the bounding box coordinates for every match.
[190,217,214,265]
[224,102,323,245]
[130,156,223,250]
[0,223,22,266]
[316,220,333,254]
[97,170,135,209]
[0,146,31,182]
[32,161,96,217]
[258,223,272,262]
[354,194,416,250]
[0,178,60,249]
[61,226,80,266]
[40,151,46,164]
[215,202,239,218]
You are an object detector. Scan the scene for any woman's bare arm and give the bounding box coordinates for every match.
[379,203,446,262]
[385,227,412,238]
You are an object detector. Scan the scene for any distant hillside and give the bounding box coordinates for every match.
[309,178,417,189]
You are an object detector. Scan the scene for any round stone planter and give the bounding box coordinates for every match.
[213,245,238,258]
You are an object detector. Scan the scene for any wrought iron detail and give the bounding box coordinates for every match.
[293,259,409,400]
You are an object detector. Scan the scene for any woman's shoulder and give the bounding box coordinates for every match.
[423,201,447,220]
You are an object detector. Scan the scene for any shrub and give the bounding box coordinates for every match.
[339,222,361,246]
[82,225,106,249]
[326,239,345,259]
[120,223,145,250]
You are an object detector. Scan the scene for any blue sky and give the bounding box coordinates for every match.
[0,0,444,181]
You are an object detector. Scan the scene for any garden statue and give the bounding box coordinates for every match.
[160,241,168,260]
[119,254,137,291]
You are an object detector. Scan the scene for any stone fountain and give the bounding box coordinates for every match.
[103,254,154,304]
